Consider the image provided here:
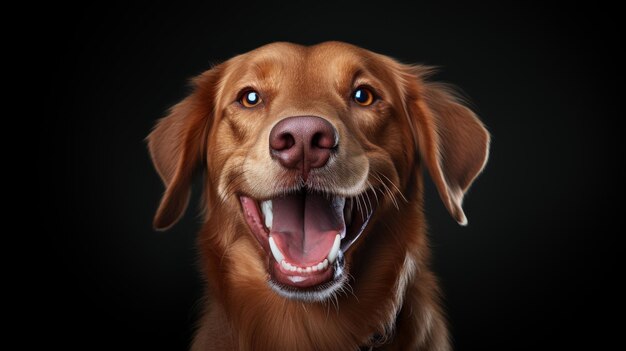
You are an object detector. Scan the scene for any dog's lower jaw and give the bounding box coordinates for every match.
[268,253,347,302]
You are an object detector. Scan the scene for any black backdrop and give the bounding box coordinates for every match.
[49,2,621,350]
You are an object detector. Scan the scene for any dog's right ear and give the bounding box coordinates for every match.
[147,67,223,231]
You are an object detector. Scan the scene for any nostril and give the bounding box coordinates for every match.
[311,131,337,150]
[271,132,296,151]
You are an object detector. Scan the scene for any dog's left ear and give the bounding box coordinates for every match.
[403,67,490,225]
[147,67,223,231]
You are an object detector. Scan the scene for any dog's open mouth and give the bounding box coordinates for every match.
[239,189,374,300]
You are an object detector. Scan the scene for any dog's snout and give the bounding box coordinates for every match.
[269,116,338,180]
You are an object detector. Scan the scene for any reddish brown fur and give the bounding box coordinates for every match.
[148,42,489,350]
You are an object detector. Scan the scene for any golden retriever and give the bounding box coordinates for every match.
[148,41,489,350]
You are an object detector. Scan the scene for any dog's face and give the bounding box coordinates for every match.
[148,42,489,301]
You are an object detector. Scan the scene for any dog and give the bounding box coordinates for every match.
[148,41,489,350]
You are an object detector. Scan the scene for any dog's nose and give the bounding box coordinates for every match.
[269,116,338,180]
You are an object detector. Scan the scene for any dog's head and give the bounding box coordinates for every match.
[148,42,489,301]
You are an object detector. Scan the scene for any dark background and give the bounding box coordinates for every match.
[47,2,621,350]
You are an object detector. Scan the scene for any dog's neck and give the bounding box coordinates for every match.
[209,255,410,351]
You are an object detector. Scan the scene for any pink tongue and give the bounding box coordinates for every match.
[270,193,345,266]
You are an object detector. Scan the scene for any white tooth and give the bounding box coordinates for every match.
[306,267,312,273]
[316,262,324,271]
[297,267,304,273]
[288,276,306,283]
[312,265,319,272]
[322,259,329,269]
[281,260,289,270]
[290,265,297,272]
[268,236,284,263]
[261,200,273,229]
[327,234,341,263]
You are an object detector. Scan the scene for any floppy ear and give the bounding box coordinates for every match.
[147,68,222,230]
[404,67,490,225]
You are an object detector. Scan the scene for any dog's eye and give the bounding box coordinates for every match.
[353,87,375,106]
[240,90,262,108]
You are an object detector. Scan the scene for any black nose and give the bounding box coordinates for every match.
[269,116,338,181]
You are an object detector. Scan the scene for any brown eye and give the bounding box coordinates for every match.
[353,87,375,106]
[240,90,262,108]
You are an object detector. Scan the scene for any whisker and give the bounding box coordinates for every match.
[357,193,366,222]
[379,172,408,203]
[344,273,359,302]
[364,188,373,216]
[372,173,396,210]
[368,181,380,205]
[333,293,340,314]
[325,296,331,321]
[374,172,400,210]
[354,193,363,221]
